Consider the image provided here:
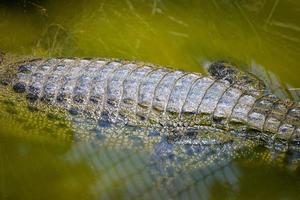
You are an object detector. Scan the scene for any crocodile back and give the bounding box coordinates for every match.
[10,58,300,155]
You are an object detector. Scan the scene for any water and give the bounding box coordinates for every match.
[0,0,300,199]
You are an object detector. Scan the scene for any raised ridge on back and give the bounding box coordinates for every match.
[1,57,299,157]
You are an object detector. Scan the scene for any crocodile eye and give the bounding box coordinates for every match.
[208,62,238,85]
[208,62,226,78]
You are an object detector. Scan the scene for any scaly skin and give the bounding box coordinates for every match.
[0,56,299,155]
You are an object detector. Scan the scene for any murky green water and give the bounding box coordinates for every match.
[0,0,300,199]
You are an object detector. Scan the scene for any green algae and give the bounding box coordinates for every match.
[0,0,300,199]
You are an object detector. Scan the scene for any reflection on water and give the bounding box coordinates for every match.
[1,0,300,85]
[0,0,300,199]
[0,87,94,199]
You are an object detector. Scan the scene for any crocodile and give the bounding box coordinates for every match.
[0,54,299,158]
[0,83,245,199]
[1,53,300,198]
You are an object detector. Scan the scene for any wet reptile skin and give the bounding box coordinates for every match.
[2,57,300,153]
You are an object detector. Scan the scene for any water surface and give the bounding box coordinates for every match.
[0,0,300,199]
